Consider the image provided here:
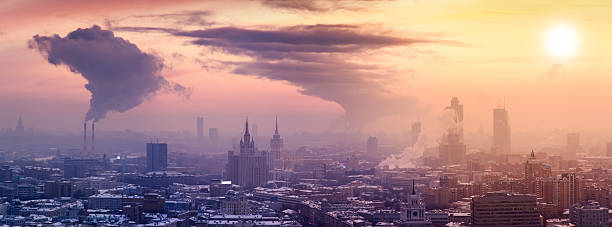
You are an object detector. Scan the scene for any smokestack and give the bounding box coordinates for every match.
[91,123,95,153]
[83,122,87,152]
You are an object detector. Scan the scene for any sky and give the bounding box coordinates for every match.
[1,0,612,139]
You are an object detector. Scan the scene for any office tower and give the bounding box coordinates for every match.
[524,151,551,195]
[445,97,463,140]
[471,192,541,227]
[438,131,466,166]
[569,201,608,227]
[209,128,219,141]
[397,181,432,227]
[146,142,168,172]
[367,136,378,154]
[492,107,511,155]
[607,142,612,157]
[269,117,283,169]
[197,116,204,138]
[226,119,269,188]
[15,115,24,132]
[567,133,581,158]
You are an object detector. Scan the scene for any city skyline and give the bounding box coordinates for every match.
[1,1,612,137]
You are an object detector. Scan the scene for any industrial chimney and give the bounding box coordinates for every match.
[83,122,87,152]
[91,123,95,153]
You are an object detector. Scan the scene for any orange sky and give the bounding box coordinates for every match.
[1,0,612,141]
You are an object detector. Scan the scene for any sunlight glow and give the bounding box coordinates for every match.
[544,24,579,59]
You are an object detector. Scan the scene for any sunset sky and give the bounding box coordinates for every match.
[1,0,612,138]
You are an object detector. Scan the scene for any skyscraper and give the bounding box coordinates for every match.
[445,97,463,140]
[524,151,551,195]
[146,142,167,172]
[209,128,219,141]
[367,136,378,154]
[15,115,24,132]
[197,116,204,138]
[438,131,466,166]
[269,117,283,169]
[492,107,511,156]
[226,119,269,188]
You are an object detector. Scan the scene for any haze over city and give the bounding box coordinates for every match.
[1,1,612,227]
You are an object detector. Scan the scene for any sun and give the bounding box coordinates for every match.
[544,24,579,59]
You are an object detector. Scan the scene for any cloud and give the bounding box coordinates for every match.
[258,0,392,13]
[130,10,214,26]
[29,25,190,122]
[169,24,451,127]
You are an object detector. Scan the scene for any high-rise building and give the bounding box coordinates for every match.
[226,119,269,188]
[397,181,432,227]
[209,128,219,141]
[197,116,204,138]
[567,133,581,158]
[492,107,511,156]
[471,192,541,227]
[569,201,608,227]
[607,142,612,157]
[367,136,378,154]
[445,97,463,140]
[524,151,551,195]
[15,115,24,132]
[269,117,283,170]
[146,143,168,172]
[438,131,466,166]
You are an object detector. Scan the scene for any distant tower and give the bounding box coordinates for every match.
[492,107,511,156]
[269,117,284,169]
[607,142,612,157]
[197,116,204,139]
[146,142,168,172]
[445,97,464,140]
[367,136,378,154]
[209,128,219,141]
[15,115,24,132]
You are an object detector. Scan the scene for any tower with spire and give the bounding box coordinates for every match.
[240,118,256,155]
[226,117,269,188]
[15,115,24,133]
[269,116,284,169]
[398,180,432,226]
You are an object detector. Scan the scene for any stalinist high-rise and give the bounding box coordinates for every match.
[226,119,269,188]
[269,117,283,170]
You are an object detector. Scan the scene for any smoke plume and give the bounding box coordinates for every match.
[29,25,190,122]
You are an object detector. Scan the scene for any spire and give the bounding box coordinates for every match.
[412,179,416,195]
[530,149,535,159]
[274,116,279,135]
[244,117,250,136]
[16,115,24,131]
